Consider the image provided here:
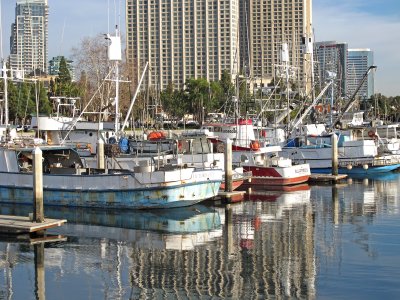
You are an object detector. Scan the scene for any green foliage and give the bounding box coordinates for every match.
[50,56,81,98]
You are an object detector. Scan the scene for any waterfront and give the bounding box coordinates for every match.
[1,173,400,299]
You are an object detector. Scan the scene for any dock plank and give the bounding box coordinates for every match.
[0,215,67,234]
[309,174,347,183]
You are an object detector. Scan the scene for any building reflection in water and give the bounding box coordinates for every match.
[125,186,316,299]
[312,172,400,272]
[1,174,397,299]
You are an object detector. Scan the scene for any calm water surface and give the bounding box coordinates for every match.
[1,172,400,299]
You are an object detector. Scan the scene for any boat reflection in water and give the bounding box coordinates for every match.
[0,187,318,299]
[6,171,399,299]
[0,203,223,251]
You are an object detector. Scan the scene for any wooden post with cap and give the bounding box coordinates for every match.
[225,138,233,192]
[331,133,338,176]
[33,147,44,223]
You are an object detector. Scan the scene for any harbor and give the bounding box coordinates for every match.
[1,172,400,298]
[1,0,400,298]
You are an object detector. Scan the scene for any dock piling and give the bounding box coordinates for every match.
[224,138,233,192]
[331,133,338,176]
[33,147,44,223]
[97,138,105,169]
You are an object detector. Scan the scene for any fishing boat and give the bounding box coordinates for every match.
[0,143,222,209]
[201,118,311,186]
[281,123,400,174]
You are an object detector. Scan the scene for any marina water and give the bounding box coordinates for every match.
[1,172,400,299]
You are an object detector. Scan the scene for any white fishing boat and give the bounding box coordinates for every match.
[0,143,222,209]
[201,118,311,186]
[0,30,222,210]
[281,123,400,174]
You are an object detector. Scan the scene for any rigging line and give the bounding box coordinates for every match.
[59,18,66,55]
[256,76,283,120]
[118,0,122,31]
[61,66,115,144]
[0,0,3,60]
[107,0,110,34]
[114,0,117,29]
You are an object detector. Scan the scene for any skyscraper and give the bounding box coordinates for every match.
[347,49,374,99]
[9,0,49,76]
[126,0,239,90]
[241,0,313,95]
[314,41,348,98]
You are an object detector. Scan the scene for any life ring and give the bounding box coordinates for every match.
[250,140,260,150]
[368,130,376,138]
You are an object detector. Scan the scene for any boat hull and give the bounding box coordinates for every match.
[241,164,310,186]
[311,164,400,175]
[0,171,222,209]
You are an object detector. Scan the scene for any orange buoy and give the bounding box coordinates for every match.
[148,131,166,140]
[250,140,260,150]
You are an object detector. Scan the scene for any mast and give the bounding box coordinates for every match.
[106,25,122,135]
[2,61,8,128]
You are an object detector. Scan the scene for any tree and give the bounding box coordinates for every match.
[71,34,133,121]
[220,70,235,104]
[38,82,52,115]
[56,56,73,96]
[185,78,210,123]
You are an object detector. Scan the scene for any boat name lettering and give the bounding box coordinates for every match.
[213,127,237,133]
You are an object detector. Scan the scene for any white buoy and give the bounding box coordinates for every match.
[347,164,353,170]
[363,164,369,170]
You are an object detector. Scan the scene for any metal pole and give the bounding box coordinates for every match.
[33,147,44,223]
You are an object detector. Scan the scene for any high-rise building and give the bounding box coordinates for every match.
[347,49,374,99]
[126,0,239,90]
[314,41,348,98]
[48,56,75,81]
[241,0,313,95]
[9,0,49,76]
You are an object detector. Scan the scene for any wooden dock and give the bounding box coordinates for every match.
[0,215,67,234]
[217,190,246,203]
[309,173,348,184]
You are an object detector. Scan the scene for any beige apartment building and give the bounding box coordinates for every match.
[126,0,312,94]
[242,0,313,95]
[126,0,240,90]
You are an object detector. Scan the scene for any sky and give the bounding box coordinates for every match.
[1,0,399,96]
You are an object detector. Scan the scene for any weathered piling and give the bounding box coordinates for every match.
[34,243,45,299]
[331,133,338,176]
[224,138,233,192]
[97,138,105,169]
[33,147,44,223]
